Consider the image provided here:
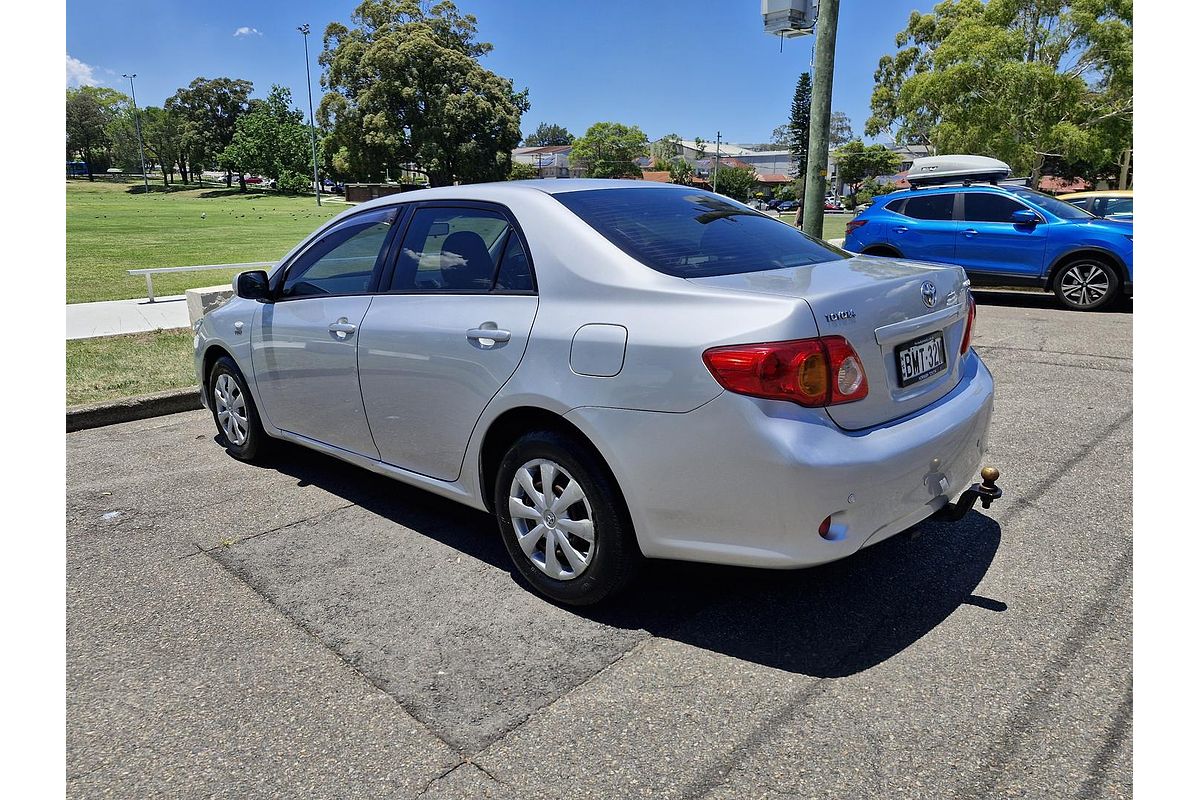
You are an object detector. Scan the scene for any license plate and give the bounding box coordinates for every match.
[895,332,947,387]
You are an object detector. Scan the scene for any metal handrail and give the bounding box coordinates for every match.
[126,262,273,302]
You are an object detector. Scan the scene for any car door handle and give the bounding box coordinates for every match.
[329,318,357,339]
[893,226,908,234]
[467,327,511,344]
[962,228,979,237]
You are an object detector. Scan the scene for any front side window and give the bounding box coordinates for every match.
[389,207,513,292]
[554,187,845,278]
[1010,187,1094,220]
[1104,197,1133,216]
[902,193,955,221]
[280,208,397,298]
[963,192,1028,223]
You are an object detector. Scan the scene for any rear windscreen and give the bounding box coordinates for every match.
[554,187,847,278]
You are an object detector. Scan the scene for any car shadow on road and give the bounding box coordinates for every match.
[972,288,1132,314]
[253,440,1004,678]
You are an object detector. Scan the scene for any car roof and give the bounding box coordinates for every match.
[877,182,1028,202]
[1056,190,1133,199]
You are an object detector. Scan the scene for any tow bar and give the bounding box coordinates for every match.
[934,467,1003,522]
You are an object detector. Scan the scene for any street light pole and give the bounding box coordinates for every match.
[122,73,150,193]
[298,24,322,206]
[713,131,721,194]
[802,0,840,235]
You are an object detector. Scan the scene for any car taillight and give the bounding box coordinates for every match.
[702,336,869,407]
[960,292,976,355]
[845,219,867,234]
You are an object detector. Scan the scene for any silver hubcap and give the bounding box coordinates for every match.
[508,458,595,581]
[1060,263,1110,307]
[213,373,249,446]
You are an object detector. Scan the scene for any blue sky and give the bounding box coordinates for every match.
[66,0,936,146]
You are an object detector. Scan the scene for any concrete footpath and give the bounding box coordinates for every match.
[67,296,191,340]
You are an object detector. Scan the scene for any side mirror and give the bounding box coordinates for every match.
[235,270,272,302]
[1011,209,1041,225]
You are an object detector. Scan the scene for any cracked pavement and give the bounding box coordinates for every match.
[66,291,1132,799]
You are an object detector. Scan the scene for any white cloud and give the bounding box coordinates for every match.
[233,26,262,37]
[66,54,101,88]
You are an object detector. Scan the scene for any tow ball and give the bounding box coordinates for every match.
[934,467,1003,522]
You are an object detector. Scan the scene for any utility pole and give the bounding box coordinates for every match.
[713,131,721,194]
[801,0,839,236]
[298,24,322,206]
[122,73,149,193]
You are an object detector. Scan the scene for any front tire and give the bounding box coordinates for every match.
[494,430,640,606]
[208,356,270,462]
[1052,258,1119,311]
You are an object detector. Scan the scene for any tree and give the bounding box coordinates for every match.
[788,73,812,179]
[141,107,183,186]
[768,124,791,148]
[167,77,254,186]
[320,0,529,186]
[866,0,1132,184]
[508,160,539,180]
[829,111,854,147]
[219,86,313,192]
[711,164,757,201]
[667,156,694,186]
[66,88,114,180]
[569,122,648,178]
[524,122,574,147]
[650,133,684,166]
[693,138,708,162]
[834,140,902,207]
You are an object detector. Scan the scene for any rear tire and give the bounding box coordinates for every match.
[208,356,270,462]
[1052,258,1119,311]
[494,430,640,606]
[862,246,900,258]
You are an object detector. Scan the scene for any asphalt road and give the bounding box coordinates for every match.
[66,291,1132,799]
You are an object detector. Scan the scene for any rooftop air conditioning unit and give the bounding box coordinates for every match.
[762,0,817,38]
[906,155,1011,187]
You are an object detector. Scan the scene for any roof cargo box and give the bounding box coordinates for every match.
[907,155,1011,187]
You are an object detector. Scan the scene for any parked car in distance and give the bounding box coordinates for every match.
[776,199,799,212]
[842,182,1133,310]
[1057,190,1133,222]
[195,180,997,605]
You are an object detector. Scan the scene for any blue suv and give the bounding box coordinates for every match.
[842,183,1133,311]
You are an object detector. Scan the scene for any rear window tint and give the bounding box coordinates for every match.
[902,193,955,220]
[885,198,906,213]
[554,188,846,278]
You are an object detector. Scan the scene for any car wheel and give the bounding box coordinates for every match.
[863,246,900,258]
[208,356,269,461]
[1052,258,1119,311]
[494,430,640,606]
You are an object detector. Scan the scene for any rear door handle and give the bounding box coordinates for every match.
[962,228,979,237]
[329,318,357,339]
[893,226,908,234]
[467,326,511,344]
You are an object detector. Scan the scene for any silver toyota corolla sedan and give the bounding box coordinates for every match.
[194,179,999,605]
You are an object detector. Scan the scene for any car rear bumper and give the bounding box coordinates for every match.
[565,351,994,569]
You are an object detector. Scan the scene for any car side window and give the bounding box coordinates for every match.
[390,207,512,292]
[1067,198,1091,213]
[963,193,1027,223]
[280,208,397,298]
[1105,197,1132,216]
[494,232,534,291]
[885,198,906,214]
[902,193,954,221]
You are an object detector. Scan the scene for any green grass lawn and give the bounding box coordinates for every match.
[66,329,198,406]
[777,212,852,241]
[67,179,344,303]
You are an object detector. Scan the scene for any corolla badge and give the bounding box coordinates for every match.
[921,281,938,308]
